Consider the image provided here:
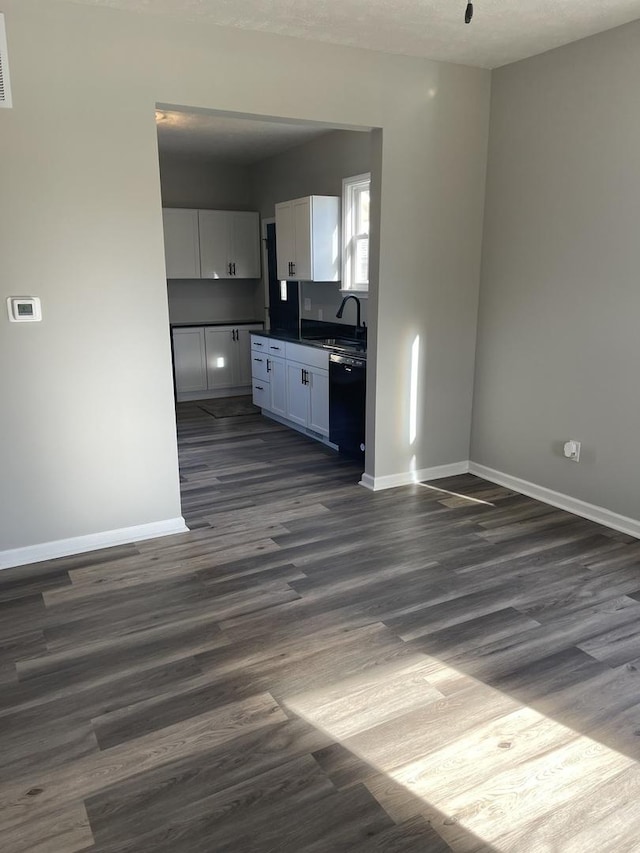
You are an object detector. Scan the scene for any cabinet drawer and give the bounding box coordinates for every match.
[252,379,270,409]
[251,335,287,356]
[251,334,270,352]
[265,340,285,356]
[285,341,329,370]
[251,353,269,382]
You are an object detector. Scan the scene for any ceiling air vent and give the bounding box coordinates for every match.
[0,13,13,109]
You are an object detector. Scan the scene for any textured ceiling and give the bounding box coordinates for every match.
[156,111,337,164]
[65,0,640,68]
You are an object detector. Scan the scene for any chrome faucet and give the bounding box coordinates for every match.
[336,295,365,338]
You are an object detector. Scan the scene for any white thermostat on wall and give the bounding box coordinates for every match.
[7,297,42,323]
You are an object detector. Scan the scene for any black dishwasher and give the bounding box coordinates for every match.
[329,353,366,460]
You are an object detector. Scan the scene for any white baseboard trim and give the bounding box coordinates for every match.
[0,516,189,571]
[359,461,470,492]
[469,462,640,540]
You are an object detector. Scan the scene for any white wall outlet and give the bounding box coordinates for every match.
[317,308,323,320]
[303,297,311,311]
[563,440,581,462]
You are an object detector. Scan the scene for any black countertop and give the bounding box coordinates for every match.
[170,320,367,356]
[255,322,367,357]
[171,320,264,328]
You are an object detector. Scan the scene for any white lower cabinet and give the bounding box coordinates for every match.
[286,362,329,437]
[172,327,207,393]
[308,367,329,436]
[250,337,287,417]
[204,328,236,389]
[251,380,270,410]
[173,324,261,398]
[267,355,287,417]
[251,334,329,440]
[235,328,255,386]
[286,362,310,428]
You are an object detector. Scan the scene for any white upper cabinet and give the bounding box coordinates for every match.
[292,198,312,281]
[229,211,261,279]
[163,209,260,280]
[199,210,261,280]
[162,209,201,279]
[198,211,230,279]
[274,202,295,281]
[275,196,340,282]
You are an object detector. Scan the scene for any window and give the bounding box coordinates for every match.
[342,172,370,292]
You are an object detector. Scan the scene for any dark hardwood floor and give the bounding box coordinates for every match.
[3,400,640,851]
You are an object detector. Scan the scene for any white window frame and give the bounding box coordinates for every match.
[341,172,370,294]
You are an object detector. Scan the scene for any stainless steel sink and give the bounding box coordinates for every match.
[302,334,367,355]
[319,339,366,354]
[322,337,356,346]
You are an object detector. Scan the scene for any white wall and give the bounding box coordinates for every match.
[159,154,253,210]
[472,20,640,522]
[0,0,489,560]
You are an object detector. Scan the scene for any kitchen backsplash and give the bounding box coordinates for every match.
[167,279,263,324]
[299,281,368,327]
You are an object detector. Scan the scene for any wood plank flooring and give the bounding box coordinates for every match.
[2,400,640,851]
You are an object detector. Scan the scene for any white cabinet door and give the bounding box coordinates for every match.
[164,209,260,280]
[274,196,339,281]
[269,355,287,417]
[204,328,235,389]
[308,367,329,436]
[231,212,261,279]
[292,197,312,281]
[172,328,207,392]
[286,361,309,427]
[252,380,270,410]
[199,210,231,279]
[310,196,341,282]
[275,201,295,280]
[250,351,269,382]
[163,209,200,279]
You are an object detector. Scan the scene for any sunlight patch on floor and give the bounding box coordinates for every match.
[418,481,496,507]
[285,653,639,852]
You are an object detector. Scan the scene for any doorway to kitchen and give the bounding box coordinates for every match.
[155,105,378,521]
